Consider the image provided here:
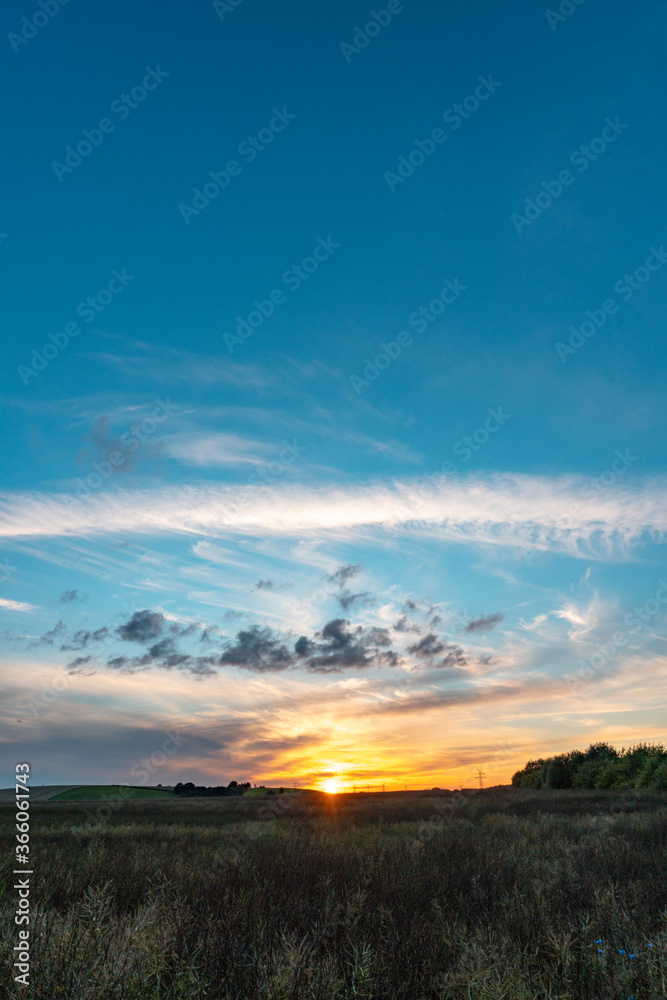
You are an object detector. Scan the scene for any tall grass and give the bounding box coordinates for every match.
[2,788,666,998]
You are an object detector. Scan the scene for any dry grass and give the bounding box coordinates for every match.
[1,787,666,998]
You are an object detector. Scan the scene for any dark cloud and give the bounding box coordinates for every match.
[465,612,505,633]
[102,647,217,678]
[116,610,165,643]
[62,607,404,679]
[217,625,294,673]
[394,615,422,634]
[407,633,448,658]
[407,632,467,669]
[322,563,376,613]
[298,618,400,674]
[59,589,79,603]
[435,646,467,668]
[60,627,109,651]
[253,579,274,590]
[338,588,374,611]
[67,655,96,675]
[28,621,66,648]
[326,563,362,587]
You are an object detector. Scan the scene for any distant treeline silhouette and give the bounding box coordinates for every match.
[512,741,667,790]
[173,781,251,797]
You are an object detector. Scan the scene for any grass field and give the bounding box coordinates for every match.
[1,787,666,999]
[50,785,173,802]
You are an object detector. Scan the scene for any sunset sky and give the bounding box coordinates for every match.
[2,0,666,790]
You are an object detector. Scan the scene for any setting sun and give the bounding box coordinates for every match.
[323,779,341,794]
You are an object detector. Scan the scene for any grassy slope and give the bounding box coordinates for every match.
[50,785,173,801]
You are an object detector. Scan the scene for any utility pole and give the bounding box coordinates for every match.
[475,768,486,789]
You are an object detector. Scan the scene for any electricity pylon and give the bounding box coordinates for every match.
[475,768,486,789]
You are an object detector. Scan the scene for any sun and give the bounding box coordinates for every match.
[323,778,341,794]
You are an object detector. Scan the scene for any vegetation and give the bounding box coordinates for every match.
[512,741,667,790]
[1,787,667,998]
[51,785,173,802]
[173,780,252,797]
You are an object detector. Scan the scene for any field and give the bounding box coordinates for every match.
[49,786,173,802]
[1,787,667,999]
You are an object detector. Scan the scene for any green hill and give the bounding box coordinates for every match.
[50,785,173,801]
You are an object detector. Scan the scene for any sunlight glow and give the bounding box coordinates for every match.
[323,778,341,794]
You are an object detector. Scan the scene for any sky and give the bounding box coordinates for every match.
[1,0,666,791]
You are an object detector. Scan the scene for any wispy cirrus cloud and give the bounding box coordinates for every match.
[0,473,664,561]
[0,597,36,612]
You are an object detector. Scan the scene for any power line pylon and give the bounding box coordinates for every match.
[475,768,486,789]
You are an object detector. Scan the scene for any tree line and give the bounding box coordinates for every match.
[511,741,667,790]
[173,781,251,797]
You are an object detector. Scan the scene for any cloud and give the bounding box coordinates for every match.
[30,621,66,646]
[60,627,109,651]
[0,473,665,561]
[326,564,362,587]
[217,625,295,672]
[297,618,400,674]
[394,615,422,634]
[116,610,165,643]
[407,632,467,668]
[59,589,79,603]
[0,598,36,612]
[338,588,374,611]
[67,655,96,674]
[407,633,448,658]
[465,612,505,633]
[66,606,405,679]
[253,579,274,590]
[164,432,273,469]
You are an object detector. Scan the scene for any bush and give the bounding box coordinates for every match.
[513,742,667,791]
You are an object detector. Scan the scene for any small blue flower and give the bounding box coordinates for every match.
[630,954,636,960]
[598,948,603,954]
[619,949,626,955]
[647,942,653,948]
[595,939,602,944]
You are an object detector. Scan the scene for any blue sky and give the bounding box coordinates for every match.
[1,0,666,790]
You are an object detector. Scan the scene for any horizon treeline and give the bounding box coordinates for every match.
[512,741,667,790]
[173,781,251,797]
